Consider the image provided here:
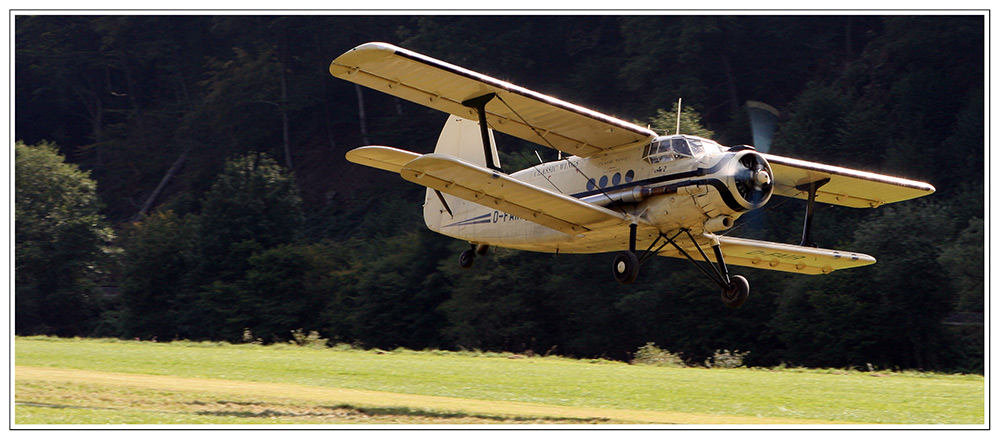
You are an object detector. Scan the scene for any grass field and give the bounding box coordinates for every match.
[13,336,985,425]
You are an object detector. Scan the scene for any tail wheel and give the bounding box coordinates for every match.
[459,249,475,269]
[613,251,639,284]
[721,275,749,308]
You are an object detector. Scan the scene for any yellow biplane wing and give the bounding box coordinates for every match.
[764,154,936,208]
[655,234,876,275]
[331,42,657,157]
[716,236,875,274]
[346,146,628,235]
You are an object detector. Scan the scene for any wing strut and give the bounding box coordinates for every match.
[461,93,502,172]
[797,178,830,247]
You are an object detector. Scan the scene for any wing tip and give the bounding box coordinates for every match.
[330,42,400,75]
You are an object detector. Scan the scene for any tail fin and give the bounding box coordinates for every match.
[423,116,499,232]
[433,116,500,168]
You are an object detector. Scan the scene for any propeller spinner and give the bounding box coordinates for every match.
[730,151,774,210]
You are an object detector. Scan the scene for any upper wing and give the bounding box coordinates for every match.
[330,42,657,157]
[764,153,936,208]
[347,146,628,234]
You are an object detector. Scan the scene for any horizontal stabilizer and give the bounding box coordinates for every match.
[345,145,422,173]
[331,42,656,157]
[399,154,628,235]
[764,154,936,208]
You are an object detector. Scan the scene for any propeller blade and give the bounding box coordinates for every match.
[746,101,779,154]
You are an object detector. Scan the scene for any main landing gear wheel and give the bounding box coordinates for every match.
[459,249,475,269]
[721,275,749,308]
[613,250,639,285]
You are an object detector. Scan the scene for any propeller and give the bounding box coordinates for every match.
[740,101,780,237]
[746,101,780,154]
[733,152,773,209]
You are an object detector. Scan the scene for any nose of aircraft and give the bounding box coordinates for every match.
[754,169,772,186]
[731,151,774,209]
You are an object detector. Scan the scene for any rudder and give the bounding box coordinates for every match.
[423,116,499,233]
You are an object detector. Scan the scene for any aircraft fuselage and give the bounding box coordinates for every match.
[423,135,772,254]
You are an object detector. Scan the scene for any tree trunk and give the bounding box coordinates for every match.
[278,42,293,169]
[355,84,371,145]
[131,151,187,222]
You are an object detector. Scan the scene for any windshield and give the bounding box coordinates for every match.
[643,136,704,164]
[692,137,723,154]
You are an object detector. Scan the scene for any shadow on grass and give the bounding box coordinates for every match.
[191,401,611,423]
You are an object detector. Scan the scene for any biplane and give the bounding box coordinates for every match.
[331,42,935,308]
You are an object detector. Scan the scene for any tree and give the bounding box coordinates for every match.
[644,101,715,138]
[15,141,115,335]
[345,228,452,350]
[195,151,304,272]
[205,244,345,343]
[772,201,960,370]
[190,152,305,340]
[118,211,194,339]
[938,217,984,312]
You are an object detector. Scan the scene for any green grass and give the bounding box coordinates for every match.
[14,336,985,424]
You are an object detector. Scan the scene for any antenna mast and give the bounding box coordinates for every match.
[675,98,682,135]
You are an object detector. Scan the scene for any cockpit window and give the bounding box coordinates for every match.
[687,138,704,155]
[694,138,724,154]
[643,136,700,164]
[671,138,691,156]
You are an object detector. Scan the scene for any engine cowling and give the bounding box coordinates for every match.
[723,150,774,211]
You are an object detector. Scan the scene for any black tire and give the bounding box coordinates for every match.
[612,251,639,284]
[459,249,475,269]
[721,275,749,308]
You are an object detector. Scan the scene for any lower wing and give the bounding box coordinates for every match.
[346,146,628,235]
[658,235,875,275]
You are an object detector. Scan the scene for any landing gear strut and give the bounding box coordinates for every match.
[612,226,751,308]
[611,223,641,284]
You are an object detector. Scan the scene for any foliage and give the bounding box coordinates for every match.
[15,141,116,335]
[631,342,686,367]
[704,349,749,369]
[118,210,194,339]
[289,329,329,348]
[203,243,342,343]
[644,101,715,138]
[343,228,453,350]
[937,217,984,312]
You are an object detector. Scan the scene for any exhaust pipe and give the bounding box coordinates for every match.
[704,215,734,232]
[580,185,679,207]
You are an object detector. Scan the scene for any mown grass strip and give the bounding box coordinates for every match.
[15,374,610,425]
[14,337,985,424]
[15,366,828,424]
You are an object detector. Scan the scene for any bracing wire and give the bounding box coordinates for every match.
[514,149,563,193]
[493,94,628,217]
